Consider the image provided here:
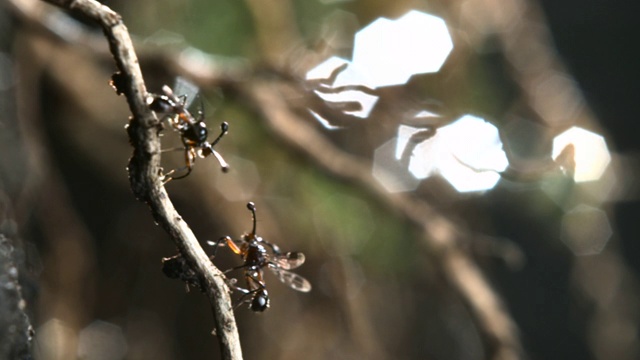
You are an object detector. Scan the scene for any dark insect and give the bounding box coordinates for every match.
[161,254,202,292]
[147,85,229,182]
[212,202,311,312]
[109,71,127,95]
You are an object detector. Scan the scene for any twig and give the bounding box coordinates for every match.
[0,223,33,358]
[38,0,243,358]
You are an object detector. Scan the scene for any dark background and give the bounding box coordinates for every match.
[512,1,640,357]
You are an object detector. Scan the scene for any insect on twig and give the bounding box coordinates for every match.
[211,202,312,312]
[147,85,229,183]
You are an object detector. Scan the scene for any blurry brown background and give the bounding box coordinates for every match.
[1,0,639,359]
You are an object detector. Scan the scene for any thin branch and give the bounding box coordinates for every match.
[38,0,243,358]
[0,234,33,359]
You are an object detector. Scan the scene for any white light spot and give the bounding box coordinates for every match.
[306,56,375,90]
[352,10,453,88]
[397,115,509,193]
[414,109,440,119]
[305,10,452,125]
[313,89,378,118]
[395,124,438,178]
[305,57,379,122]
[444,116,508,172]
[305,56,350,82]
[396,125,424,160]
[308,110,342,130]
[552,127,611,182]
[561,205,612,256]
[439,156,504,193]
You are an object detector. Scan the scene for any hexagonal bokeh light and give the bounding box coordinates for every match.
[305,10,453,128]
[395,115,509,193]
[561,205,612,256]
[552,126,611,182]
[305,56,379,123]
[352,10,453,88]
[313,88,379,119]
[306,56,347,86]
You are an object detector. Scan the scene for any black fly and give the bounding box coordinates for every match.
[147,84,229,182]
[212,202,311,312]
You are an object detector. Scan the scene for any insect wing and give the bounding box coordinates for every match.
[271,268,312,292]
[272,252,305,270]
[173,76,200,109]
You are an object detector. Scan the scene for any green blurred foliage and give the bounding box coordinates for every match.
[122,0,255,56]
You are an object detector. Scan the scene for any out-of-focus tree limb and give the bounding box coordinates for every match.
[456,0,598,129]
[242,0,302,68]
[36,0,243,358]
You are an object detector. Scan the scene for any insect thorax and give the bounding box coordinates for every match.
[243,242,268,267]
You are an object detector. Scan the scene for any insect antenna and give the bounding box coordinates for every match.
[200,122,230,172]
[247,202,257,237]
[202,145,229,173]
[211,122,229,147]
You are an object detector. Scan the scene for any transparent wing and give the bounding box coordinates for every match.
[270,268,312,293]
[271,251,305,270]
[173,76,200,108]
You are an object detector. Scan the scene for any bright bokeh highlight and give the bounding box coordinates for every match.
[305,10,453,127]
[552,126,611,182]
[313,89,379,119]
[395,115,509,193]
[306,56,379,122]
[352,10,453,88]
[305,56,350,83]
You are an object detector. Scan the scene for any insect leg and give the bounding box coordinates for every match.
[160,146,186,153]
[209,236,242,259]
[162,147,196,183]
[225,279,255,309]
[202,145,229,173]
